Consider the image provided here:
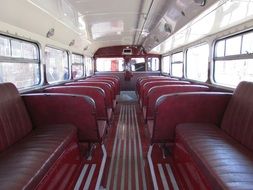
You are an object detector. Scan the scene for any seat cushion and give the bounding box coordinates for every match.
[176,123,253,190]
[0,124,77,190]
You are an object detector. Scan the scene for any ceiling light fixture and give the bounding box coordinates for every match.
[46,28,55,38]
[193,0,206,6]
[83,46,88,51]
[69,39,75,46]
[164,23,172,33]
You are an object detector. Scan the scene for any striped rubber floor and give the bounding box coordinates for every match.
[106,104,147,190]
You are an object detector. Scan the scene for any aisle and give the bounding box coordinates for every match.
[106,104,147,190]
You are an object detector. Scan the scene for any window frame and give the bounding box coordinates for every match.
[213,30,253,87]
[44,45,70,84]
[147,57,160,72]
[185,43,209,82]
[171,51,184,77]
[129,57,146,72]
[0,33,41,89]
[71,53,85,79]
[161,55,170,75]
[95,57,124,72]
[85,56,94,77]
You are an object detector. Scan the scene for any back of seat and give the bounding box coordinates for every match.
[45,86,108,120]
[23,93,101,143]
[0,83,32,152]
[141,81,191,107]
[146,85,209,120]
[221,81,253,151]
[91,76,120,95]
[66,81,113,108]
[82,78,116,99]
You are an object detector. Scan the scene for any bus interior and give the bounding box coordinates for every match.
[0,0,253,189]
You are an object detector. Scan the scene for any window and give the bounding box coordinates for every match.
[161,56,170,74]
[147,57,159,71]
[45,47,69,84]
[186,44,209,82]
[214,31,253,88]
[72,53,84,79]
[0,35,40,89]
[130,57,145,71]
[96,57,124,72]
[171,52,183,77]
[85,57,93,76]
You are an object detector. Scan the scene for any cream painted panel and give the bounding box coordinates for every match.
[0,0,90,54]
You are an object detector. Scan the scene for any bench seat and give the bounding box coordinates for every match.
[176,123,253,190]
[0,124,77,189]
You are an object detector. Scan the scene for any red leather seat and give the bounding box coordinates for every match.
[157,81,253,189]
[140,81,190,108]
[145,85,209,121]
[0,83,81,189]
[91,76,120,95]
[81,78,117,99]
[0,124,77,189]
[66,81,114,109]
[44,86,112,123]
[176,123,253,190]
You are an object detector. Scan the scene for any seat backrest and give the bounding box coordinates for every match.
[0,83,32,152]
[91,76,120,94]
[92,75,120,81]
[44,86,107,120]
[141,81,191,107]
[23,93,100,143]
[80,79,116,99]
[221,81,253,151]
[136,77,169,95]
[138,78,169,93]
[66,82,113,108]
[146,85,209,120]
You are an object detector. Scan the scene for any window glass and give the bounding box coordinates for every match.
[225,36,241,56]
[214,59,253,87]
[0,35,40,89]
[72,53,84,79]
[171,52,183,77]
[11,40,22,58]
[186,44,209,82]
[171,64,183,77]
[96,57,124,71]
[147,57,159,71]
[130,57,145,71]
[242,32,253,54]
[215,40,225,57]
[22,42,38,59]
[172,52,183,62]
[0,36,11,56]
[0,62,39,88]
[85,57,93,76]
[45,47,69,84]
[161,56,170,74]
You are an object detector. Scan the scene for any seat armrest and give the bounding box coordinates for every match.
[22,93,101,143]
[151,92,232,143]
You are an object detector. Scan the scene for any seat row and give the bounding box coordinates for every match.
[136,76,209,124]
[139,76,253,190]
[0,75,119,189]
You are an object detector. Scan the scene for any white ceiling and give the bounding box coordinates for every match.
[0,0,220,54]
